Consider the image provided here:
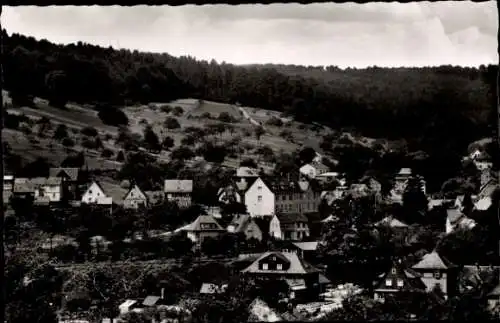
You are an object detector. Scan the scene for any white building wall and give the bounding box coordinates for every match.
[245,178,275,217]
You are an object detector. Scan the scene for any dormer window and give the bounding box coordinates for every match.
[262,263,268,270]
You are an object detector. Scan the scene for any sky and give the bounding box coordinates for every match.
[2,2,498,68]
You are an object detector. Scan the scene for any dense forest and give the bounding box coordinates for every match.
[3,30,497,155]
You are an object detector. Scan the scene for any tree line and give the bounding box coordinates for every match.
[3,30,497,156]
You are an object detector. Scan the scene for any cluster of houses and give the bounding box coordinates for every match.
[5,145,500,321]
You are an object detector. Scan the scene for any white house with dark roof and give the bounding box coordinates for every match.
[240,177,275,217]
[164,179,193,208]
[299,161,329,179]
[411,250,457,298]
[241,251,322,301]
[81,181,113,205]
[122,184,148,209]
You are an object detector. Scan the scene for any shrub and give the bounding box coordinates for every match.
[160,105,172,114]
[97,106,129,126]
[173,106,184,116]
[218,112,236,123]
[164,117,181,130]
[201,112,212,119]
[62,137,75,148]
[80,126,98,137]
[266,116,283,127]
[101,149,114,158]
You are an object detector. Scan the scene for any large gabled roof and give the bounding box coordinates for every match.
[412,251,454,270]
[374,262,426,292]
[49,167,80,181]
[241,251,319,275]
[184,215,225,232]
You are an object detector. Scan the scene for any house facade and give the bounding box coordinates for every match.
[278,213,310,241]
[411,251,457,298]
[123,184,148,209]
[164,179,193,208]
[373,262,426,301]
[241,251,321,301]
[227,214,263,241]
[273,180,321,215]
[183,215,226,245]
[445,209,476,234]
[81,181,113,205]
[243,177,275,217]
[13,177,63,203]
[49,167,80,200]
[299,161,329,179]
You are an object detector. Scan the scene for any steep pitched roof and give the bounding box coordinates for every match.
[374,262,426,292]
[142,295,161,307]
[184,215,225,232]
[277,213,309,224]
[241,251,319,275]
[235,177,260,193]
[375,216,408,228]
[164,179,193,193]
[123,184,147,201]
[49,167,80,181]
[412,251,453,270]
[292,241,319,251]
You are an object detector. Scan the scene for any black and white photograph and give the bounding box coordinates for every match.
[1,1,499,322]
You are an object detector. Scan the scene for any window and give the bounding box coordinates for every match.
[258,186,262,190]
[258,196,262,202]
[385,279,392,287]
[89,190,93,194]
[397,279,404,287]
[262,263,268,270]
[277,264,283,270]
[391,268,397,274]
[433,271,442,279]
[272,256,276,261]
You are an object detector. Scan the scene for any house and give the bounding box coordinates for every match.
[393,168,413,195]
[217,183,243,205]
[278,213,310,241]
[411,250,458,298]
[236,166,260,178]
[237,177,275,217]
[277,241,321,262]
[227,214,263,241]
[13,177,63,204]
[4,175,14,192]
[445,209,476,234]
[254,214,282,240]
[272,179,321,215]
[348,183,371,199]
[122,184,148,209]
[81,181,113,205]
[182,214,226,245]
[299,161,329,179]
[49,167,81,199]
[241,251,322,301]
[373,261,426,301]
[164,179,193,207]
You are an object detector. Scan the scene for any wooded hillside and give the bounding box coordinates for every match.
[3,30,497,155]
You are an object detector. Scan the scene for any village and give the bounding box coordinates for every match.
[3,139,500,322]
